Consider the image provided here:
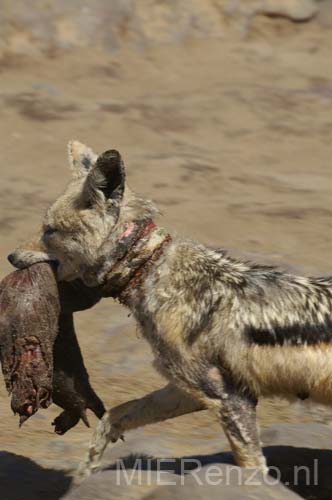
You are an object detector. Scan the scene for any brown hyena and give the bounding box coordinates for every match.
[9,141,332,480]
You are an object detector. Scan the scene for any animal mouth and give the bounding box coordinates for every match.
[56,262,79,282]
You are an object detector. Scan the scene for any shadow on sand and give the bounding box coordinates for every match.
[104,445,332,500]
[0,451,72,500]
[1,445,331,500]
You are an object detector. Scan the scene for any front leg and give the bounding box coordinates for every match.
[76,383,205,482]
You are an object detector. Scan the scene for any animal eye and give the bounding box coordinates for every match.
[43,225,57,237]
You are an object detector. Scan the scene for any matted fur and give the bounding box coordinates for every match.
[9,141,332,479]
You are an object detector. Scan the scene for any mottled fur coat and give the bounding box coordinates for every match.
[9,141,332,479]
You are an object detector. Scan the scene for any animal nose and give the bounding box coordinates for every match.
[7,252,16,265]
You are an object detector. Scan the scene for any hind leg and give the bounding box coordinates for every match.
[76,383,205,482]
[219,390,266,471]
[201,368,267,473]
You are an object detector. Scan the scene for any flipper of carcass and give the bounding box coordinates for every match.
[0,262,105,432]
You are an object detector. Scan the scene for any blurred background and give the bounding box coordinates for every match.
[0,0,332,498]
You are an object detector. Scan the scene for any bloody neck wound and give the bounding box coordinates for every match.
[101,219,171,304]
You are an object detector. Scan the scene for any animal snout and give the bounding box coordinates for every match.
[7,252,16,265]
[7,250,28,269]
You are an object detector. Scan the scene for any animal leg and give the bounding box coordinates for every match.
[200,368,267,473]
[219,390,267,472]
[76,383,205,481]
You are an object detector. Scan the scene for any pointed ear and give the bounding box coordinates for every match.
[67,140,98,178]
[84,149,126,206]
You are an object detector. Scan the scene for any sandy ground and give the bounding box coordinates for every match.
[0,10,332,499]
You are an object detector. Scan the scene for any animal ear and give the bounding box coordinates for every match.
[84,149,126,205]
[67,140,98,178]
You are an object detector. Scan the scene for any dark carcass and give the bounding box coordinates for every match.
[0,262,105,434]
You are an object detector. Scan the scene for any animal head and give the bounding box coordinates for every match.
[33,141,157,281]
